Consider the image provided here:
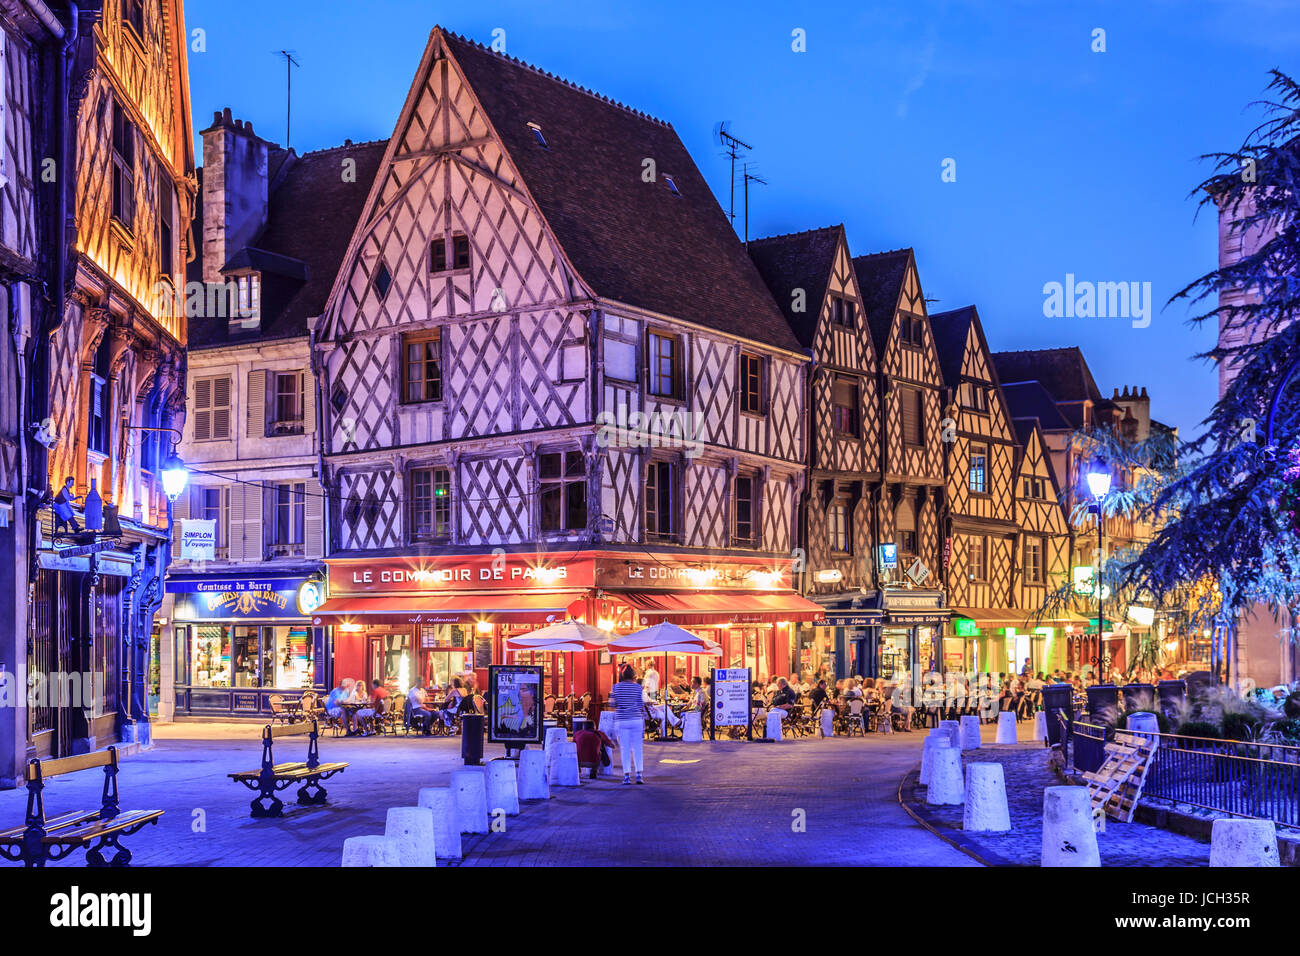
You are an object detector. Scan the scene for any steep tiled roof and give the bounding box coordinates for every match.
[442,30,800,353]
[747,226,844,349]
[928,305,977,387]
[189,139,386,348]
[851,249,911,353]
[992,347,1104,405]
[1001,380,1072,431]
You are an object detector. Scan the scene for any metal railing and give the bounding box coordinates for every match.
[1069,719,1300,829]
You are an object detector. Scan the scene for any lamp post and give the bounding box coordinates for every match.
[1086,463,1112,682]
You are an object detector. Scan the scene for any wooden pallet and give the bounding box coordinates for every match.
[1081,732,1157,830]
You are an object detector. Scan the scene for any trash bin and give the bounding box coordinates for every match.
[1086,683,1120,729]
[1041,682,1073,749]
[1157,679,1187,721]
[461,713,485,765]
[1121,682,1155,713]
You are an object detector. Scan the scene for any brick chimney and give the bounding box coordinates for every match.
[199,107,270,291]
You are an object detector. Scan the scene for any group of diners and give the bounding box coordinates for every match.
[320,674,483,736]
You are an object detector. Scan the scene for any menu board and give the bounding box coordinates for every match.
[488,665,543,745]
[712,667,752,739]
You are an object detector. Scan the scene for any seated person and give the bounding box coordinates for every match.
[768,678,798,721]
[685,676,709,713]
[441,677,465,728]
[810,679,829,711]
[325,678,355,728]
[408,683,435,735]
[573,726,615,779]
[352,679,387,735]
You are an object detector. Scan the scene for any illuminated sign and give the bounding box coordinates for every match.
[954,618,980,637]
[1072,566,1111,599]
[296,580,324,616]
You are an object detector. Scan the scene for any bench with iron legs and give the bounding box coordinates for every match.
[228,719,349,818]
[0,747,163,867]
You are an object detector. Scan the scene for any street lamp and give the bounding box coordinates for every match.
[160,454,188,501]
[1086,462,1111,682]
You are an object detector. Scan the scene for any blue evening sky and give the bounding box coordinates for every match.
[184,0,1300,439]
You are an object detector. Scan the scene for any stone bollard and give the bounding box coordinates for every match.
[926,746,964,806]
[995,711,1018,744]
[550,741,581,786]
[819,707,835,737]
[682,711,704,742]
[765,711,785,741]
[385,806,437,867]
[450,769,490,834]
[341,835,401,867]
[920,735,951,786]
[544,726,567,754]
[1034,710,1048,742]
[1209,818,1280,867]
[959,715,981,750]
[1125,712,1160,750]
[1041,786,1100,867]
[517,749,551,801]
[598,710,616,737]
[486,759,521,816]
[416,787,462,860]
[938,719,961,751]
[963,762,1011,832]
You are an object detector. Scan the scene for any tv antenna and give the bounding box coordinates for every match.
[713,121,751,227]
[742,163,766,245]
[276,50,300,148]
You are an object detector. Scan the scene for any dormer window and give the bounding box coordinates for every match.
[527,122,547,148]
[235,273,260,320]
[829,296,855,329]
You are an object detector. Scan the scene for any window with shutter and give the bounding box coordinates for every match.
[901,387,923,446]
[211,376,232,439]
[246,369,266,437]
[193,377,211,441]
[896,498,917,559]
[832,377,859,436]
[969,444,989,494]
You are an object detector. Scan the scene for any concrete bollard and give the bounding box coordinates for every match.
[995,711,1018,744]
[926,746,964,806]
[919,735,951,786]
[517,749,551,801]
[959,715,981,750]
[450,769,490,834]
[819,707,835,737]
[765,711,785,741]
[341,835,401,867]
[682,711,704,742]
[1034,710,1048,742]
[963,762,1011,833]
[597,710,616,737]
[550,741,581,786]
[544,726,567,753]
[1125,712,1160,750]
[486,759,521,816]
[416,786,462,860]
[938,719,960,751]
[1209,818,1280,867]
[385,806,437,867]
[1041,786,1100,867]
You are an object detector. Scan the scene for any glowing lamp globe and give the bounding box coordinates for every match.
[161,456,188,502]
[1086,468,1111,500]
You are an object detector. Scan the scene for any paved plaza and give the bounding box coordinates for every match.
[0,721,997,867]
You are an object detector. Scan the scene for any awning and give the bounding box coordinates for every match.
[615,590,825,626]
[313,591,585,626]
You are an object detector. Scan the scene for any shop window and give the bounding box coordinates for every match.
[969,444,988,494]
[828,498,850,554]
[734,473,760,547]
[265,482,306,557]
[832,376,859,436]
[401,329,443,403]
[269,625,314,688]
[192,626,231,687]
[646,330,682,399]
[645,459,678,541]
[740,351,765,415]
[539,450,587,532]
[411,466,452,540]
[1024,535,1045,585]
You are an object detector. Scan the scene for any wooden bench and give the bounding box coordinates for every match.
[228,719,348,818]
[0,747,163,867]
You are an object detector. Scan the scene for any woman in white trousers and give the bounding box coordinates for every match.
[609,665,647,783]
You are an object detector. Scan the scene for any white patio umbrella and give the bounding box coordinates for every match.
[503,619,612,699]
[608,622,722,738]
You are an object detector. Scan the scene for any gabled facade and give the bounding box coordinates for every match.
[313,28,819,698]
[931,306,1019,671]
[159,117,384,720]
[749,225,879,678]
[30,0,194,760]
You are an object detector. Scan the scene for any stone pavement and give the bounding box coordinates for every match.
[905,741,1213,866]
[0,720,978,867]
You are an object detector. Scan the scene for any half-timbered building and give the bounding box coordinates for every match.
[160,112,384,720]
[748,225,881,679]
[930,305,1020,675]
[850,248,950,680]
[32,0,194,758]
[312,28,821,698]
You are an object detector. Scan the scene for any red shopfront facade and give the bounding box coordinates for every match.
[314,551,825,699]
